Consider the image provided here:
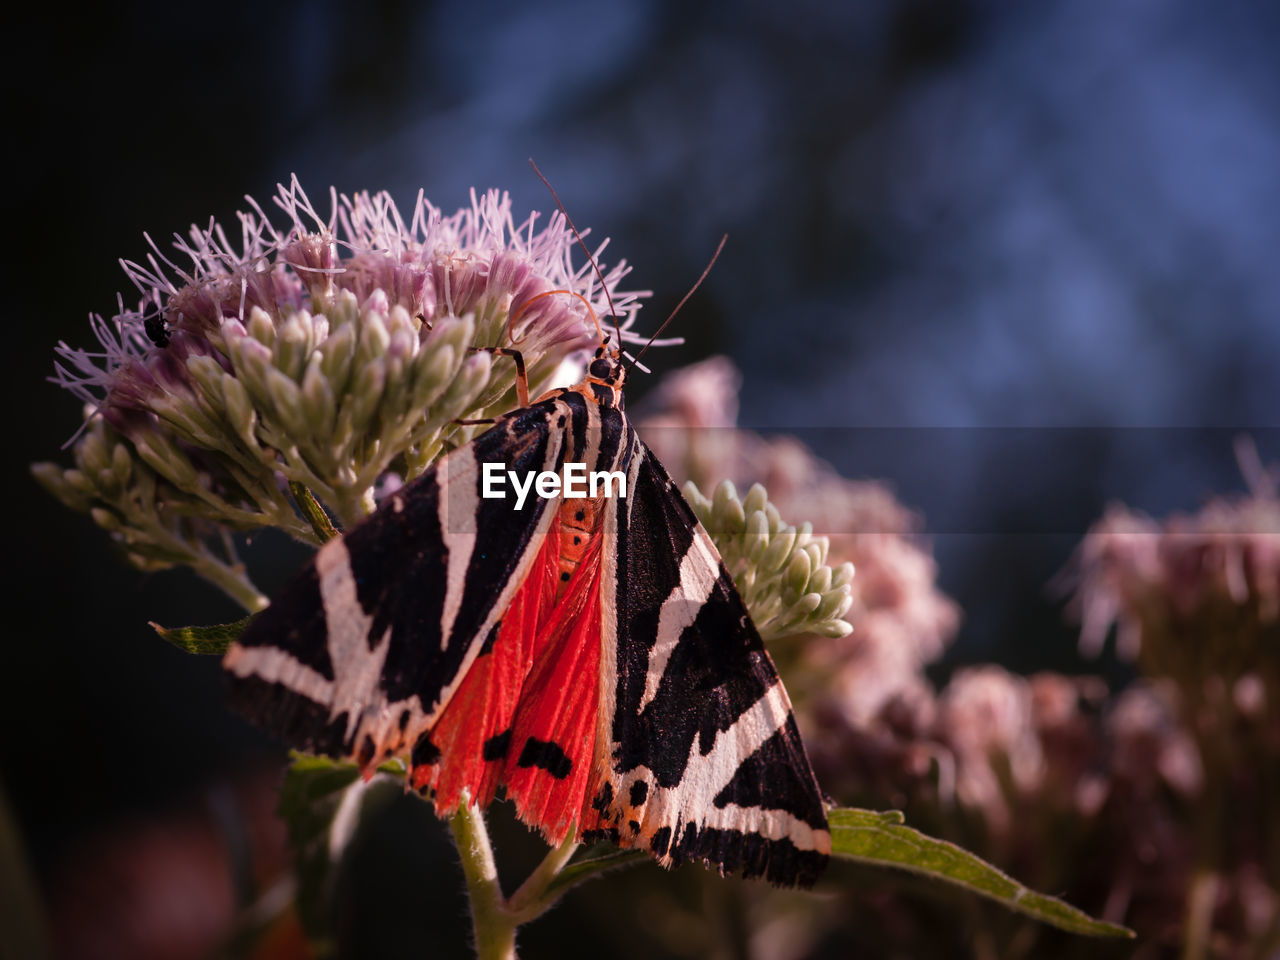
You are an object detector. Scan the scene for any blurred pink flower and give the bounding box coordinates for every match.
[1107,682,1203,799]
[1072,446,1280,660]
[936,667,1043,832]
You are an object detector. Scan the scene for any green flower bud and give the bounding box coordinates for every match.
[30,462,90,511]
[134,432,200,490]
[687,479,854,642]
[356,310,390,367]
[319,321,358,393]
[78,430,111,478]
[301,357,336,438]
[785,550,812,600]
[110,442,133,488]
[343,359,387,435]
[410,344,458,412]
[247,306,276,347]
[761,529,797,575]
[266,368,308,439]
[276,312,314,381]
[186,354,227,400]
[90,506,121,532]
[437,352,492,422]
[221,374,256,442]
[742,483,768,517]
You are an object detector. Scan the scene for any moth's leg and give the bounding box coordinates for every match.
[468,346,529,407]
[452,347,530,427]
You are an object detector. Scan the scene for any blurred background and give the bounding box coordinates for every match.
[5,0,1279,957]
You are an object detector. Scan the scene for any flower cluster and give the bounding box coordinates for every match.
[1073,441,1280,667]
[684,479,855,641]
[34,180,646,606]
[1065,445,1280,954]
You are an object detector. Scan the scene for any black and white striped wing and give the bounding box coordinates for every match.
[224,400,569,767]
[591,440,831,887]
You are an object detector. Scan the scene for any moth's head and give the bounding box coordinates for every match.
[585,341,626,389]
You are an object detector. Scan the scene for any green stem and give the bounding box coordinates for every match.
[449,803,516,960]
[188,548,268,612]
[506,831,579,925]
[1182,869,1218,960]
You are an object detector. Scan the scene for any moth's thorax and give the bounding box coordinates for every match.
[570,345,627,409]
[533,345,627,409]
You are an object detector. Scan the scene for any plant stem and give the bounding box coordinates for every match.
[449,803,516,960]
[1182,869,1218,960]
[190,549,268,612]
[506,831,579,925]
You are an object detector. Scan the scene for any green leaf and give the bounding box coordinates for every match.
[277,756,406,948]
[277,754,403,957]
[277,754,359,949]
[150,615,254,654]
[290,481,339,542]
[536,848,648,909]
[828,808,1133,939]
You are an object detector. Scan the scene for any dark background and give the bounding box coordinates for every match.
[5,0,1279,954]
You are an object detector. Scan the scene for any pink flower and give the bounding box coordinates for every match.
[1072,449,1280,660]
[52,179,647,436]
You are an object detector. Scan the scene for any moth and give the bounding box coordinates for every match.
[225,273,831,891]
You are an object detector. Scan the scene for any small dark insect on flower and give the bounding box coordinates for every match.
[143,311,170,348]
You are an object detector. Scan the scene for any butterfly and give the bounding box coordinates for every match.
[224,227,830,888]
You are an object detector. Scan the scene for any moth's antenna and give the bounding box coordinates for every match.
[528,160,623,348]
[634,234,727,363]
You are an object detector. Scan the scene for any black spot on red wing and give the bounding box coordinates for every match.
[629,820,640,834]
[574,510,585,521]
[629,780,648,806]
[573,535,581,545]
[560,571,571,582]
[358,734,376,767]
[651,826,672,856]
[398,709,411,732]
[482,729,512,761]
[592,782,614,813]
[411,732,441,767]
[516,737,572,779]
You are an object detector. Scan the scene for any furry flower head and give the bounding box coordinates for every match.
[34,179,648,606]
